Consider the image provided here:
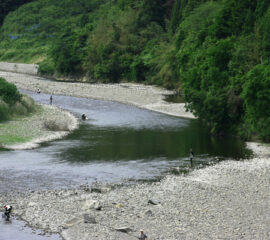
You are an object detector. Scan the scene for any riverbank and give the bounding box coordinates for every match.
[0,70,195,119]
[0,142,269,240]
[0,104,78,150]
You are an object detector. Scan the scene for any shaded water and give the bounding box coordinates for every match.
[164,93,185,103]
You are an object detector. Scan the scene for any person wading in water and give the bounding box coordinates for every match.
[189,148,194,167]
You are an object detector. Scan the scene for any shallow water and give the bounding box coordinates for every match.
[0,216,61,240]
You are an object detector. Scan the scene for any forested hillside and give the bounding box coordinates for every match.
[0,0,269,141]
[0,0,36,26]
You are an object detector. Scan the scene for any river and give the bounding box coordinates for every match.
[0,90,251,239]
[0,90,251,192]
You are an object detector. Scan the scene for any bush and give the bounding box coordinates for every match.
[43,119,69,131]
[242,64,270,141]
[21,95,36,112]
[10,102,28,115]
[0,78,37,121]
[0,77,21,104]
[38,58,55,76]
[0,98,9,121]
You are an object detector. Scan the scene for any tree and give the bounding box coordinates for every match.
[242,65,270,141]
[0,0,35,26]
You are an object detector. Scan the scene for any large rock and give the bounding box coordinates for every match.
[144,209,153,216]
[115,227,133,233]
[148,199,161,205]
[62,217,81,229]
[82,199,102,210]
[83,214,96,224]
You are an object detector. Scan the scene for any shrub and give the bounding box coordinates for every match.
[43,119,70,131]
[10,102,28,115]
[0,77,21,104]
[242,64,270,141]
[38,58,55,76]
[21,94,36,112]
[0,98,9,121]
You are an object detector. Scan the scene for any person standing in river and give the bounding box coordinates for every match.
[189,148,194,166]
[50,95,53,105]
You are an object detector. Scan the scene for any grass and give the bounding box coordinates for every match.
[0,104,42,146]
[0,122,31,145]
[0,134,31,145]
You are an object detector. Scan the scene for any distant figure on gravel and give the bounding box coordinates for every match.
[3,205,12,221]
[138,229,148,240]
[189,148,194,166]
[37,88,41,94]
[50,95,53,105]
[82,113,86,120]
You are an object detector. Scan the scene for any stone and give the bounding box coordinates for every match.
[145,209,153,216]
[148,199,161,205]
[91,187,102,193]
[116,203,123,208]
[82,199,102,210]
[115,227,133,233]
[62,217,81,229]
[83,214,96,224]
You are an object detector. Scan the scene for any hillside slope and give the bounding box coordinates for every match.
[0,0,270,141]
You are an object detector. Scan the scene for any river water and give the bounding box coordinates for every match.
[1,90,251,192]
[0,90,251,239]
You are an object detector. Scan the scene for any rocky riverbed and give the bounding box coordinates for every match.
[0,143,269,240]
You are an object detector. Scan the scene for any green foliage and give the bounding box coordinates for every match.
[0,98,9,121]
[0,0,104,64]
[210,0,257,38]
[85,4,166,82]
[51,28,87,75]
[168,0,270,140]
[242,65,270,141]
[0,77,21,104]
[38,57,55,75]
[0,78,36,121]
[1,0,270,141]
[0,0,35,26]
[258,7,270,62]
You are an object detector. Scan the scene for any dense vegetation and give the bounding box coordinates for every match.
[0,0,269,141]
[0,77,36,121]
[0,0,36,26]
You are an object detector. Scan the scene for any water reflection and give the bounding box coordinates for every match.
[57,120,250,163]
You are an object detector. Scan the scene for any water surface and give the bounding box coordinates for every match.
[0,90,251,192]
[0,216,61,240]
